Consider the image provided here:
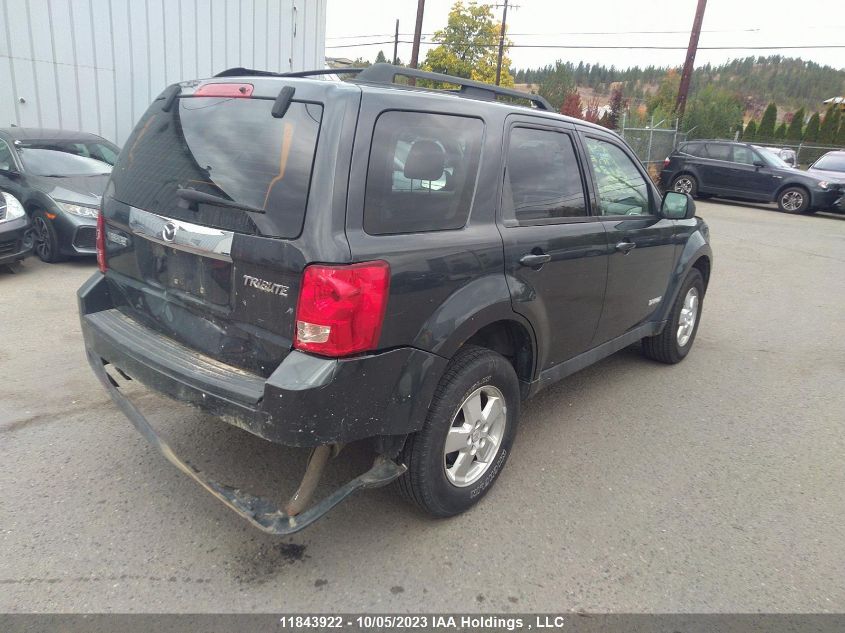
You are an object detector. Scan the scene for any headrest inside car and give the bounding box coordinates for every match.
[403,140,446,181]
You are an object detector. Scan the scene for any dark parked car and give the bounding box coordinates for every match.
[0,128,119,262]
[79,64,712,534]
[661,140,843,214]
[0,191,32,266]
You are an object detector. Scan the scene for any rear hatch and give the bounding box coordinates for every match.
[101,81,329,376]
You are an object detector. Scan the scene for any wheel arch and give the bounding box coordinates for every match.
[774,181,809,202]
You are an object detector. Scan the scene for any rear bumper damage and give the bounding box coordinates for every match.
[87,350,405,534]
[77,271,443,533]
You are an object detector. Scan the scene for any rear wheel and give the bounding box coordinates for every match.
[32,211,64,263]
[671,174,698,198]
[642,269,704,364]
[396,345,520,517]
[777,187,810,214]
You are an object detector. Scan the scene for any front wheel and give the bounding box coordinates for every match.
[32,211,64,263]
[642,269,704,364]
[396,345,520,517]
[777,187,810,214]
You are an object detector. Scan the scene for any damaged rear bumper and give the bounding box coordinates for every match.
[87,351,406,534]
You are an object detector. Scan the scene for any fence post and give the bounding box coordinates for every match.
[797,142,803,167]
[646,116,654,166]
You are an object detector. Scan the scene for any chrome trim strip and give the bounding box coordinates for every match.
[128,206,233,261]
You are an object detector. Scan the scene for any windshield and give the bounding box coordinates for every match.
[812,154,845,172]
[19,148,112,177]
[19,140,119,165]
[754,147,790,168]
[111,96,322,238]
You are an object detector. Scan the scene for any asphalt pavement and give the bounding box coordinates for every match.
[1,200,844,613]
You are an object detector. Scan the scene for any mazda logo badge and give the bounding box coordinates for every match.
[161,221,178,242]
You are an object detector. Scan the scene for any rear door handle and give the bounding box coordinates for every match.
[615,241,636,254]
[519,252,551,267]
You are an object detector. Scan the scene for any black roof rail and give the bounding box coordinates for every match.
[356,63,552,110]
[214,67,366,79]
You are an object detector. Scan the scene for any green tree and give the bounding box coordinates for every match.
[786,107,804,141]
[804,112,821,142]
[422,1,514,86]
[647,69,680,115]
[836,120,845,146]
[375,50,387,64]
[744,119,758,141]
[819,105,841,144]
[682,86,744,140]
[757,102,777,140]
[774,122,787,140]
[538,61,576,112]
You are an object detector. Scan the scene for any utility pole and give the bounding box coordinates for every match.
[675,0,707,120]
[393,19,399,65]
[495,0,509,85]
[410,0,425,69]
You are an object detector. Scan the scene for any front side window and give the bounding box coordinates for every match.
[364,111,483,235]
[504,127,587,222]
[584,137,651,216]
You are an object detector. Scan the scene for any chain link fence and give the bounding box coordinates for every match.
[619,120,686,183]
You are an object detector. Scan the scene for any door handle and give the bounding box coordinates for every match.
[519,252,551,267]
[615,241,636,254]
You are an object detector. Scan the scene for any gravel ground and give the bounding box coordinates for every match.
[1,200,843,613]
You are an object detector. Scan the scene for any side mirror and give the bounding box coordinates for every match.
[753,160,766,168]
[0,168,20,179]
[661,191,696,220]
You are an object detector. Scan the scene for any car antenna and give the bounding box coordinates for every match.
[271,86,295,118]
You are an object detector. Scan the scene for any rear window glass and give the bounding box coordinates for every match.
[364,111,484,235]
[111,96,322,238]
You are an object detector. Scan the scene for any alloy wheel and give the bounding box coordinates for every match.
[673,177,693,194]
[781,191,804,212]
[33,216,52,260]
[443,385,507,487]
[677,287,699,347]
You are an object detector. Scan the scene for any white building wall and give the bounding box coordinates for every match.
[0,0,326,144]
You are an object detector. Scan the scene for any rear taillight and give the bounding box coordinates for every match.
[194,83,254,98]
[294,261,390,357]
[96,211,107,273]
[663,157,671,168]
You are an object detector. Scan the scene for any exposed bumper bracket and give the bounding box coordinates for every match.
[87,352,406,535]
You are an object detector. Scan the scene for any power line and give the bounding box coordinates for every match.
[325,27,782,40]
[325,40,845,50]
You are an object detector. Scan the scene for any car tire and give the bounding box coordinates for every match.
[671,174,698,198]
[641,268,704,364]
[396,345,520,518]
[777,186,810,214]
[31,210,65,263]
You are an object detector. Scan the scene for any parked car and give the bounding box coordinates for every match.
[0,191,32,266]
[759,145,797,168]
[661,140,843,214]
[79,64,712,534]
[808,150,845,181]
[0,128,120,262]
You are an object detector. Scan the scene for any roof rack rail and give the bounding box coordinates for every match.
[356,63,552,110]
[214,67,366,79]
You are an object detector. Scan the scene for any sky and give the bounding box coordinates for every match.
[325,0,845,72]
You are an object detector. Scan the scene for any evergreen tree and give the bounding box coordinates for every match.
[786,107,805,141]
[744,119,758,141]
[774,122,787,141]
[836,120,845,146]
[757,102,777,140]
[804,112,821,142]
[375,50,387,64]
[818,105,841,144]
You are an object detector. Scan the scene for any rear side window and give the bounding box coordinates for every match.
[705,143,731,161]
[504,127,587,222]
[364,111,483,235]
[681,142,705,157]
[112,96,322,238]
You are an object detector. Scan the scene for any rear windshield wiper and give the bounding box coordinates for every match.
[176,188,266,214]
